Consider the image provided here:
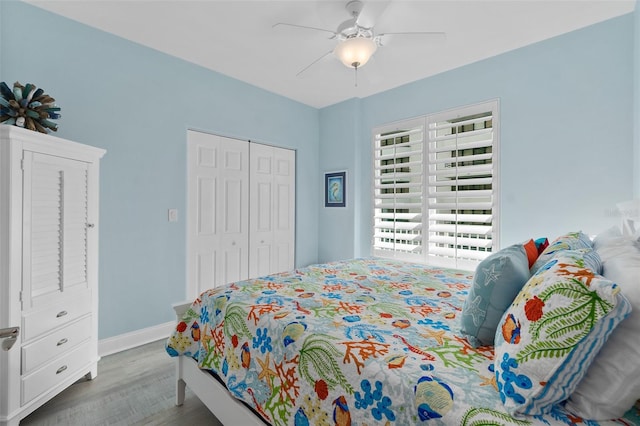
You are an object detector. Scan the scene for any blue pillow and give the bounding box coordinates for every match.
[460,243,531,347]
[530,231,592,274]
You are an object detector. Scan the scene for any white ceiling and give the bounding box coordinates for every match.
[25,0,635,108]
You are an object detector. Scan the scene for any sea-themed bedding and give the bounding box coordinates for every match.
[166,257,640,425]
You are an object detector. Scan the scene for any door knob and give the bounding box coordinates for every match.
[0,326,19,351]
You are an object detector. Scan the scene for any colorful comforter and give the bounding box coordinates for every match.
[166,258,640,425]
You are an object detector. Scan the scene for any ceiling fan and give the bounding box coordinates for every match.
[273,0,446,77]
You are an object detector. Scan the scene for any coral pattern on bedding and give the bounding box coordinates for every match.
[166,258,639,425]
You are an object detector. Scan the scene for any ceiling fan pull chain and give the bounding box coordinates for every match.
[354,65,358,87]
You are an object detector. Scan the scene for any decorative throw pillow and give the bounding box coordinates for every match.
[530,231,593,274]
[565,236,640,419]
[460,243,532,347]
[534,237,549,255]
[494,250,631,418]
[522,239,538,268]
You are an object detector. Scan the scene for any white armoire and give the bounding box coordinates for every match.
[0,125,105,426]
[187,131,295,297]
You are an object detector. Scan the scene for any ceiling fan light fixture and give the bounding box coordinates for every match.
[334,36,377,69]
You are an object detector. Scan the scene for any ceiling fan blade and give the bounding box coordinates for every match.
[377,31,446,45]
[296,50,334,77]
[356,0,391,29]
[378,31,446,38]
[273,22,337,39]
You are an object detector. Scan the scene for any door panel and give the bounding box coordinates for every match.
[198,145,216,168]
[255,246,271,277]
[196,252,215,293]
[276,243,291,273]
[197,177,216,235]
[249,144,295,279]
[277,183,290,230]
[257,182,271,231]
[222,247,245,285]
[187,131,249,298]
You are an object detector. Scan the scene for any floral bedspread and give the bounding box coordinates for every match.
[166,258,640,425]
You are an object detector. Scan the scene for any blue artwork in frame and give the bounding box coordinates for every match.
[325,171,346,207]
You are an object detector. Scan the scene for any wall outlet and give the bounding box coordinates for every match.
[168,209,178,222]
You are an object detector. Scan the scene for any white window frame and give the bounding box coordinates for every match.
[372,100,500,270]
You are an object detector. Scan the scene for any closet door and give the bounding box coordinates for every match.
[249,144,295,278]
[21,151,92,309]
[187,131,249,297]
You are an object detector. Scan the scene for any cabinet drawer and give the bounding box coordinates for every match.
[22,292,91,341]
[22,340,92,405]
[21,315,92,374]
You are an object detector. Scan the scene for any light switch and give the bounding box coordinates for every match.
[168,209,178,222]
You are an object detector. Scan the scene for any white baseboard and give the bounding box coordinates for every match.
[98,321,175,357]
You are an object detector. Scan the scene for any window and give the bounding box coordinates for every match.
[373,101,499,270]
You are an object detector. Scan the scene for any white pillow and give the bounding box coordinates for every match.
[565,236,640,420]
[592,225,622,250]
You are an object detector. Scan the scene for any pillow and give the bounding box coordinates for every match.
[530,231,593,274]
[592,225,623,250]
[522,239,538,268]
[534,237,549,254]
[565,236,640,419]
[494,250,631,418]
[460,242,532,347]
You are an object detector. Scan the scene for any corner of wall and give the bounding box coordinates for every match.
[635,0,640,198]
[352,98,363,257]
[317,98,362,263]
[0,1,4,80]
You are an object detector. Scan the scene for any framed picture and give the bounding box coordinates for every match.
[325,171,346,207]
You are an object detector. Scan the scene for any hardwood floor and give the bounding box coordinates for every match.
[20,340,222,425]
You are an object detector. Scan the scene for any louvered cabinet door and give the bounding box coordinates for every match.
[22,151,91,309]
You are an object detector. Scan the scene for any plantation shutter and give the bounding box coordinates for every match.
[372,101,499,270]
[426,108,496,270]
[372,120,425,262]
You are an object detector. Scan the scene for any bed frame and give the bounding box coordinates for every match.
[172,302,265,425]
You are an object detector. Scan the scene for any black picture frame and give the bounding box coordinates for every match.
[324,171,346,207]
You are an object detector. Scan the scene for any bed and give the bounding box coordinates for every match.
[166,227,640,425]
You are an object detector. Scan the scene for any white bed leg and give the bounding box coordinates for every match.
[176,355,186,406]
[176,378,186,406]
[172,302,191,407]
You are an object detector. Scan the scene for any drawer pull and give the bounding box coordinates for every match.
[56,365,68,375]
[56,311,68,318]
[57,338,68,346]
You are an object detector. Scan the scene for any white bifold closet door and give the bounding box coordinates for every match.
[249,143,295,278]
[187,131,295,298]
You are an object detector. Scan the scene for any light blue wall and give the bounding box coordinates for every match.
[635,1,640,197]
[317,98,360,262]
[0,1,320,339]
[320,13,635,257]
